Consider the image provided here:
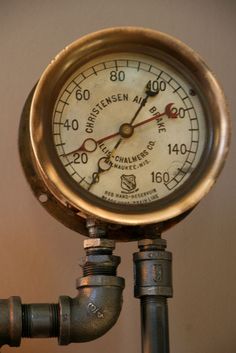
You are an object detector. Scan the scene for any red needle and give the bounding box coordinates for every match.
[64,103,177,155]
[132,103,177,129]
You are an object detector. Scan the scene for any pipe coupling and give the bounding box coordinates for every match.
[0,297,22,347]
[133,239,173,298]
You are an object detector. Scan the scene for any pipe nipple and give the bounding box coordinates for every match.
[22,304,59,338]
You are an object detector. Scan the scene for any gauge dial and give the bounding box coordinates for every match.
[53,53,206,205]
[27,27,230,228]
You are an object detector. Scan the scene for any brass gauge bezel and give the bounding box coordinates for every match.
[26,27,230,230]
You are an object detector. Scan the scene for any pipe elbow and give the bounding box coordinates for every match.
[59,275,125,344]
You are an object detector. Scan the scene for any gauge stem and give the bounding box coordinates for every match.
[86,217,106,238]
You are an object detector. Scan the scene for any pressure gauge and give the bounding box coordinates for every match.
[19,27,230,239]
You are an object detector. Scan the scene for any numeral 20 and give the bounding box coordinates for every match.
[73,152,88,164]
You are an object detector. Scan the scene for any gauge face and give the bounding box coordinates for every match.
[29,27,230,226]
[53,53,206,205]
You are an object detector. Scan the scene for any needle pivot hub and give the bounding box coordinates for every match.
[119,123,134,138]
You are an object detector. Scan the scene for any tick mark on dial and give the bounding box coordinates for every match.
[173,86,180,93]
[59,99,69,105]
[65,161,73,167]
[156,71,163,79]
[92,67,98,75]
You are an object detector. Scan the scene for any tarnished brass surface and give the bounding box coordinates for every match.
[19,27,231,239]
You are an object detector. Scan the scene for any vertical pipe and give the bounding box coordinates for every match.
[141,296,169,353]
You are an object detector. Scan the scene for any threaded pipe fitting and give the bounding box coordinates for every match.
[22,303,59,338]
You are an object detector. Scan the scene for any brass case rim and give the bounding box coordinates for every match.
[28,26,230,227]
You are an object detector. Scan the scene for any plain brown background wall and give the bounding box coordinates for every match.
[0,1,235,352]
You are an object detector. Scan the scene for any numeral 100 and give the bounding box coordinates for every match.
[147,80,166,92]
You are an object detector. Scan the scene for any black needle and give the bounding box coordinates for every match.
[110,86,159,154]
[129,88,154,125]
[87,84,159,191]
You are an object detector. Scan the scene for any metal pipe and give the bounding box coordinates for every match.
[133,238,173,353]
[22,303,59,338]
[0,238,125,348]
[141,296,169,353]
